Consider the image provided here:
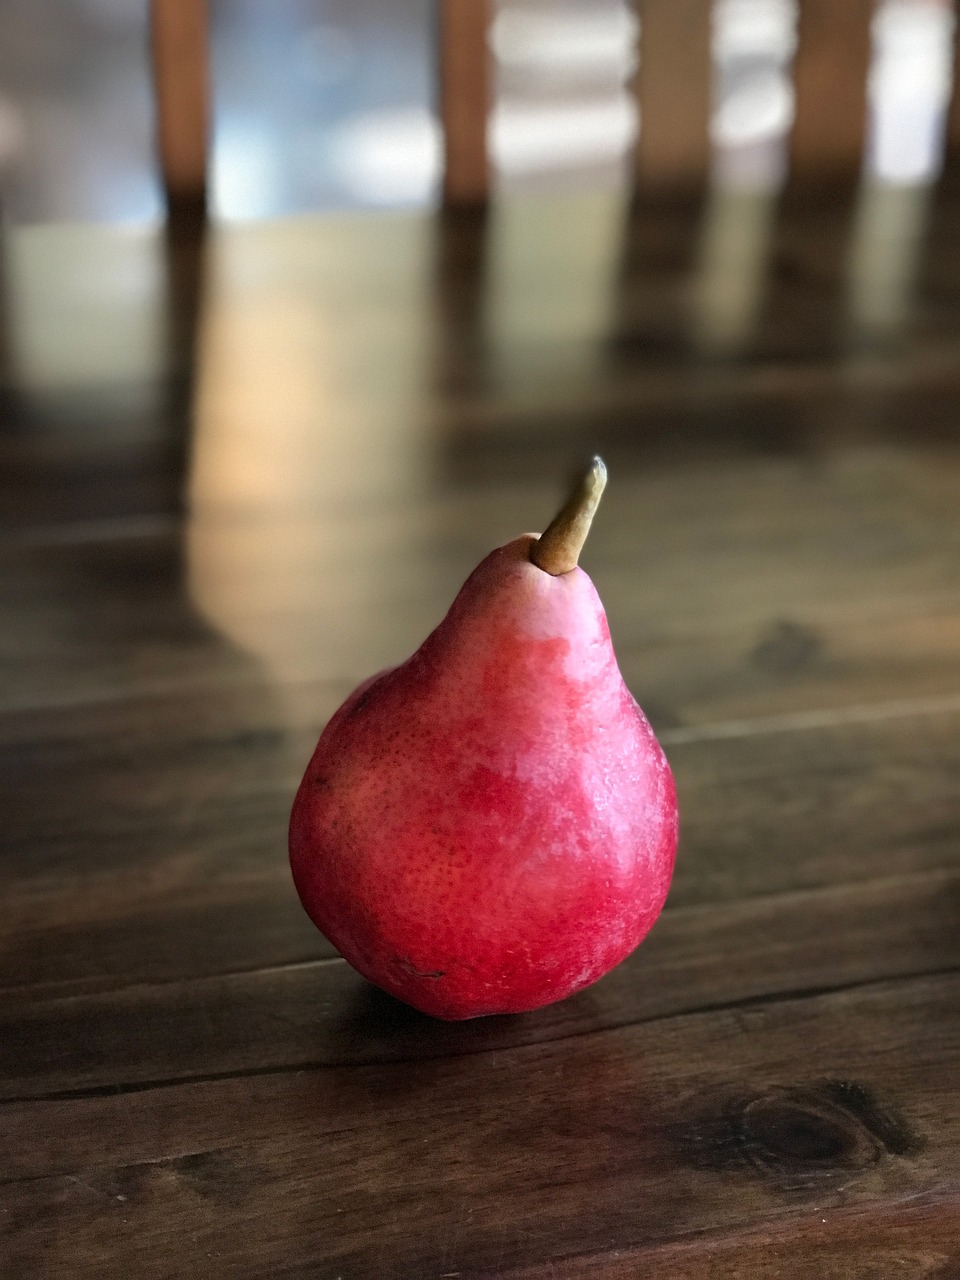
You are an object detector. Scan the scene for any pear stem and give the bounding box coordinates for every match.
[530,456,607,575]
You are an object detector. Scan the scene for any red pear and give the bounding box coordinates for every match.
[289,459,678,1019]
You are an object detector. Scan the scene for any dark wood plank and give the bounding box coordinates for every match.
[501,1195,960,1279]
[3,172,960,1280]
[4,424,960,716]
[0,679,935,900]
[2,868,957,1098]
[2,699,959,999]
[1,974,957,1277]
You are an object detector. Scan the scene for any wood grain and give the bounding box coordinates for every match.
[2,697,958,999]
[4,429,960,713]
[1,974,957,1277]
[3,179,960,1275]
[2,869,957,1099]
[499,1196,960,1279]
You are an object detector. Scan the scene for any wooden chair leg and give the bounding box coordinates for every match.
[788,0,876,187]
[439,0,492,208]
[150,0,210,221]
[944,1,960,171]
[632,0,713,196]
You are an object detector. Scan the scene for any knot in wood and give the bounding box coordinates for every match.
[729,1080,919,1181]
[684,1079,920,1187]
[735,1092,881,1174]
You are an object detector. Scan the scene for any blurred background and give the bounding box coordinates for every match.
[0,0,955,219]
[3,0,960,1104]
[2,0,960,736]
[6,9,960,1271]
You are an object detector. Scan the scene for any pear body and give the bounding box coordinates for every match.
[289,535,677,1019]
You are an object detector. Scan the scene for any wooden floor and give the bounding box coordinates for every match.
[2,177,960,1277]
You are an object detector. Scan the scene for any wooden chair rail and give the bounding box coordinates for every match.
[149,0,960,214]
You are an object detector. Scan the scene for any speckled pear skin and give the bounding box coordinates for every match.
[289,534,678,1020]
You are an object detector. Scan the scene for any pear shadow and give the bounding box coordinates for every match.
[297,975,699,1264]
[335,978,538,1054]
[314,973,607,1107]
[344,980,442,1036]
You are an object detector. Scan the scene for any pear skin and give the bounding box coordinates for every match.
[290,460,678,1019]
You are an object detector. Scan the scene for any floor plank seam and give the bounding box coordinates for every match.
[5,685,960,744]
[658,690,960,744]
[3,962,958,1109]
[4,866,957,1005]
[481,1184,960,1279]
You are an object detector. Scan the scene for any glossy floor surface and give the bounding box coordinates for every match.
[2,178,960,1276]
